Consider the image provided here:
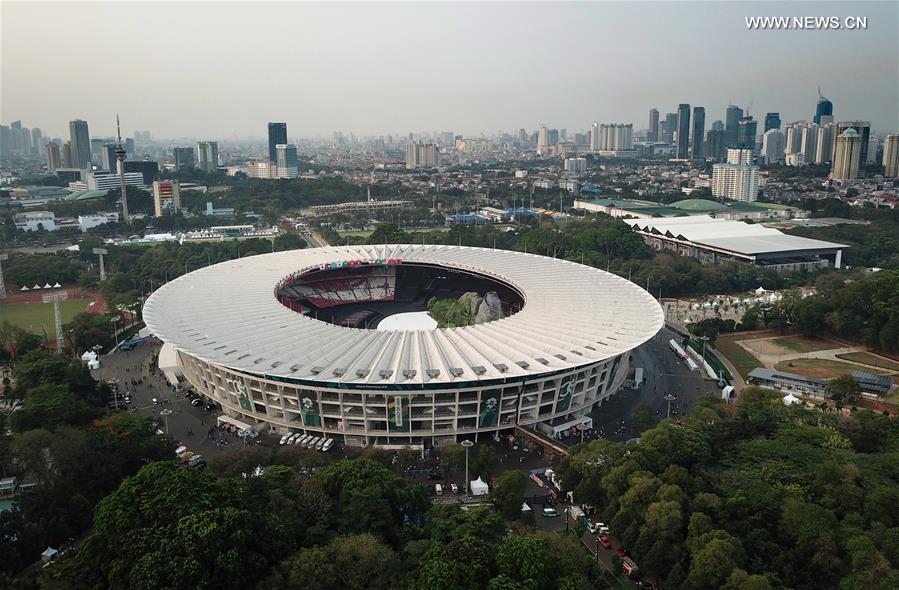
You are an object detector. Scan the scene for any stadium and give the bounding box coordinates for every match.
[143,244,664,449]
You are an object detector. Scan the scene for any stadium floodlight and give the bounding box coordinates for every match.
[42,291,69,352]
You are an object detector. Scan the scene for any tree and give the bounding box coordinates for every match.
[827,374,861,404]
[495,536,552,590]
[9,384,101,432]
[64,312,114,353]
[474,444,498,480]
[492,470,527,521]
[633,402,659,434]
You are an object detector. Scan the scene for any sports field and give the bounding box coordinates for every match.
[714,333,763,378]
[774,358,890,380]
[835,352,899,372]
[770,336,836,353]
[1,299,97,339]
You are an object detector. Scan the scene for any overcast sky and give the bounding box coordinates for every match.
[2,1,897,139]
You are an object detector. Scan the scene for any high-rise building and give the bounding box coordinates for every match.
[706,129,726,162]
[691,106,705,160]
[564,157,587,174]
[814,124,834,164]
[62,141,73,168]
[537,125,549,155]
[664,113,677,143]
[784,123,804,156]
[440,132,455,147]
[675,104,691,159]
[764,113,781,132]
[517,128,527,143]
[173,147,196,171]
[833,121,870,174]
[405,142,439,168]
[589,122,600,151]
[69,119,91,169]
[101,144,117,172]
[711,120,725,131]
[46,141,61,171]
[883,134,899,178]
[0,125,10,158]
[799,124,819,161]
[596,124,634,151]
[276,144,299,178]
[547,128,560,145]
[761,129,785,164]
[647,109,660,142]
[267,122,287,163]
[814,89,833,125]
[831,128,864,180]
[152,180,181,217]
[725,106,744,147]
[197,141,219,173]
[124,160,160,185]
[712,149,759,201]
[736,117,757,150]
[91,138,106,163]
[31,128,43,156]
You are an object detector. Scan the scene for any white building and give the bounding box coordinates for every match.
[276,144,299,179]
[14,211,57,232]
[78,212,119,231]
[712,149,759,202]
[761,129,785,164]
[405,142,439,168]
[815,124,834,163]
[563,157,587,174]
[596,124,633,152]
[68,171,145,192]
[883,134,899,178]
[248,161,277,179]
[800,124,819,162]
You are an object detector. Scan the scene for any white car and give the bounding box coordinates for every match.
[314,438,326,451]
[321,438,334,452]
[293,434,308,445]
[279,434,291,445]
[305,436,320,449]
[587,521,602,534]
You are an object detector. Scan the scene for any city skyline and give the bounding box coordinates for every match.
[2,1,896,138]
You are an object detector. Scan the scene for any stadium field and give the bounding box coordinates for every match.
[1,299,98,338]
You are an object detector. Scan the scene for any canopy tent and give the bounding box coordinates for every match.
[470,477,489,496]
[20,286,29,291]
[43,283,52,289]
[53,282,61,288]
[521,502,532,512]
[782,394,801,406]
[32,284,41,290]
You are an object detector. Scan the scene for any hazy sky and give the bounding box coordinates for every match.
[2,1,897,139]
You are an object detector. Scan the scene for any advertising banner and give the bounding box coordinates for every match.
[235,381,252,412]
[478,395,499,428]
[554,379,573,413]
[388,395,411,432]
[300,391,321,427]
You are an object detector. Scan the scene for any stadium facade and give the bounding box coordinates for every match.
[143,245,664,449]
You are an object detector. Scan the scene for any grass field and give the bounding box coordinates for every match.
[835,352,899,372]
[714,334,763,379]
[771,336,836,353]
[1,299,94,338]
[774,358,890,379]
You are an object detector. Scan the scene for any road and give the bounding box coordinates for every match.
[583,327,719,443]
[300,228,326,248]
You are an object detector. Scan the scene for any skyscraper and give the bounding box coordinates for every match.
[815,124,835,164]
[69,119,91,169]
[0,125,10,159]
[596,124,633,151]
[799,124,819,161]
[761,129,785,164]
[675,104,691,159]
[831,128,863,180]
[833,121,871,173]
[764,113,781,132]
[267,122,287,163]
[405,142,439,168]
[62,141,73,168]
[883,134,899,178]
[712,149,759,202]
[197,141,219,173]
[101,144,117,172]
[647,109,659,142]
[173,147,196,171]
[724,105,743,147]
[711,120,724,131]
[589,122,600,151]
[814,89,833,125]
[664,113,677,143]
[706,129,726,162]
[538,125,549,155]
[691,106,705,160]
[276,144,299,178]
[46,141,61,171]
[31,128,43,156]
[736,117,757,150]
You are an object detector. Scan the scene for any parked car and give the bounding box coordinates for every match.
[294,434,309,445]
[586,521,602,534]
[450,483,460,494]
[542,508,559,517]
[616,549,627,558]
[191,398,203,406]
[305,436,320,449]
[598,536,611,549]
[321,438,334,452]
[314,438,326,451]
[279,434,291,445]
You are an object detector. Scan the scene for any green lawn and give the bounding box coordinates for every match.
[713,334,762,379]
[774,358,890,380]
[1,299,94,339]
[835,352,899,372]
[771,336,835,353]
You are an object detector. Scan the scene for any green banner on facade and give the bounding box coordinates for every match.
[554,379,573,413]
[479,395,499,427]
[388,395,411,432]
[301,391,321,427]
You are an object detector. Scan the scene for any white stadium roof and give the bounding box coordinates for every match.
[623,216,846,255]
[143,244,663,387]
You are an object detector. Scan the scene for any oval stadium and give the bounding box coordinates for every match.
[143,244,664,449]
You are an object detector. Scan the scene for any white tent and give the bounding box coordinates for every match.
[721,385,735,402]
[43,283,52,289]
[755,287,767,295]
[87,359,100,370]
[53,282,61,288]
[470,477,489,496]
[521,502,532,512]
[32,284,41,290]
[782,394,801,406]
[41,547,59,562]
[20,286,29,291]
[81,351,98,362]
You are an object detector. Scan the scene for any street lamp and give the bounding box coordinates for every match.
[111,316,120,347]
[159,408,173,435]
[664,393,676,420]
[461,439,474,496]
[699,336,710,368]
[595,537,600,562]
